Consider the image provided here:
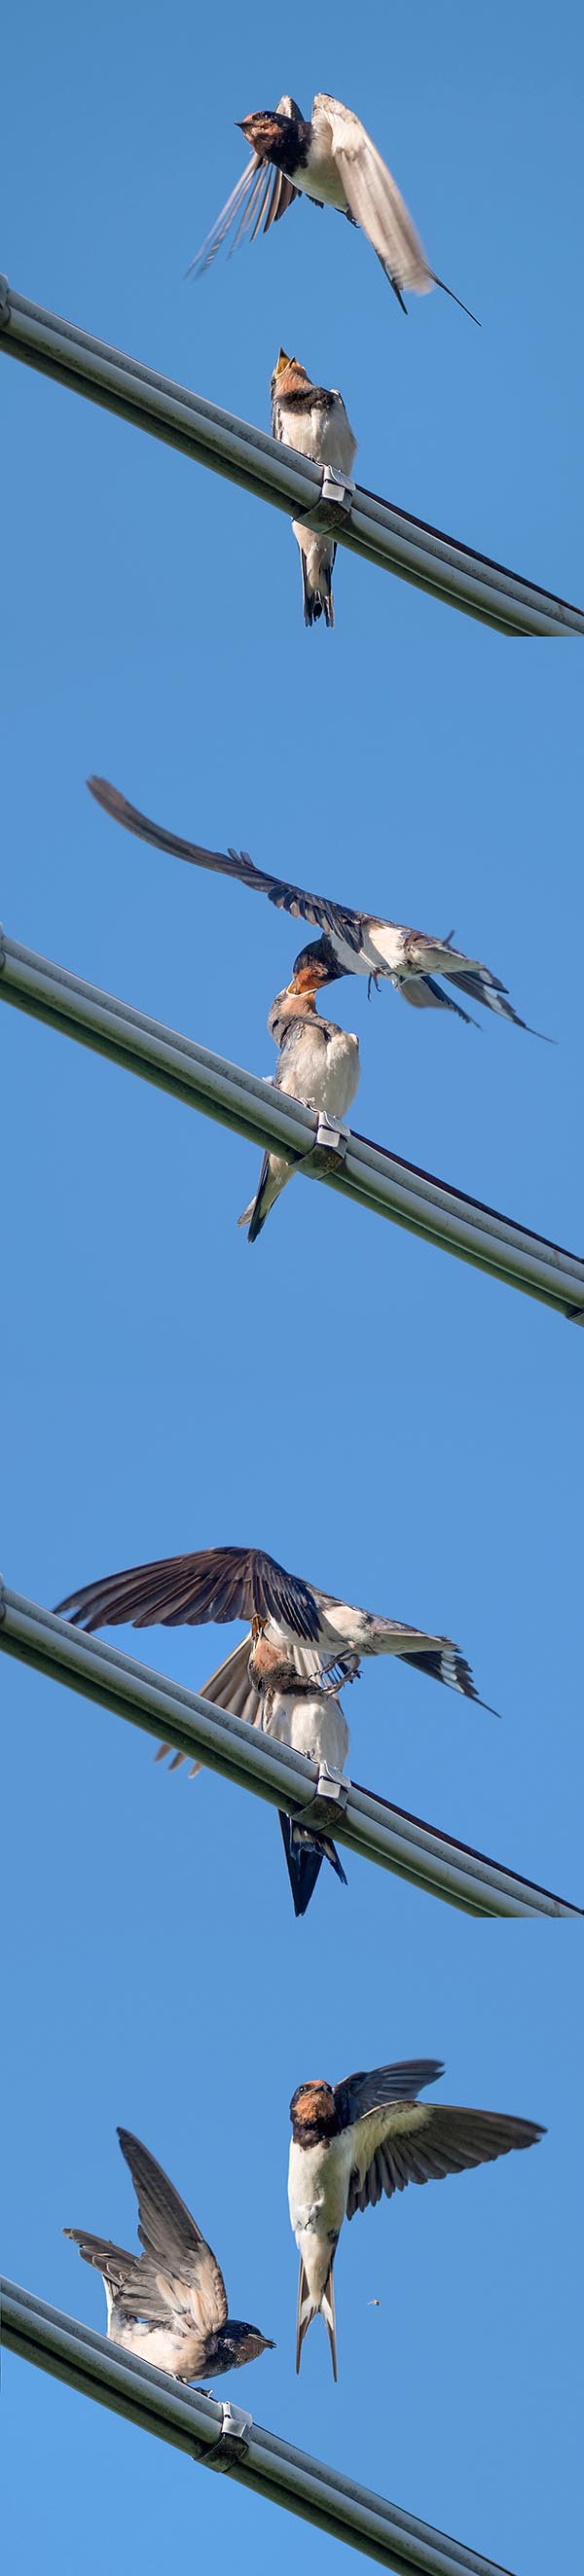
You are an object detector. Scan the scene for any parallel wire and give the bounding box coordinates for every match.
[1,1588,579,1917]
[2,2280,520,2576]
[1,929,583,1318]
[1,277,583,634]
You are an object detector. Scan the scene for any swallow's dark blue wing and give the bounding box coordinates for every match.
[334,2060,444,2129]
[345,2103,545,2219]
[56,1545,321,1644]
[87,777,364,953]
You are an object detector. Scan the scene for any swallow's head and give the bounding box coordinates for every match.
[291,935,346,990]
[237,109,297,165]
[289,2080,339,2142]
[267,984,316,1043]
[271,346,310,401]
[221,2322,275,2368]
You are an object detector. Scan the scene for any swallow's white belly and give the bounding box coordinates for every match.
[288,2134,352,2302]
[112,2312,203,2379]
[297,147,349,216]
[282,395,356,478]
[264,1687,349,1771]
[278,1022,360,1121]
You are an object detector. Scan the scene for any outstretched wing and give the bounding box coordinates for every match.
[335,2060,444,2129]
[314,94,479,321]
[88,775,365,956]
[345,2099,544,2219]
[314,94,432,298]
[56,1544,322,1644]
[116,2131,227,2333]
[187,99,304,279]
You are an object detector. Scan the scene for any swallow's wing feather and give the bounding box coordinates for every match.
[334,2060,444,2129]
[315,95,432,296]
[118,2132,228,2332]
[187,102,304,282]
[397,974,476,1026]
[56,1546,322,1644]
[88,776,365,956]
[186,154,299,281]
[311,1593,493,1708]
[346,2102,544,2218]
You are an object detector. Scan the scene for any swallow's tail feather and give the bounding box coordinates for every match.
[238,1152,291,1242]
[295,2255,338,2379]
[278,1811,347,1917]
[297,536,336,629]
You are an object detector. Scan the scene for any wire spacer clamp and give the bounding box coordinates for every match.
[0,276,11,331]
[306,1110,350,1177]
[292,1762,350,1832]
[299,463,355,536]
[204,2402,253,2471]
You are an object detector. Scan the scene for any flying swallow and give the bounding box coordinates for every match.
[87,775,545,1037]
[287,2060,544,2379]
[64,2128,274,2384]
[187,92,478,322]
[237,965,360,1241]
[270,347,357,627]
[56,1539,497,1718]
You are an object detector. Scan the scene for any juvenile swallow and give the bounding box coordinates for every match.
[87,775,545,1037]
[188,93,478,322]
[159,1628,352,1916]
[288,2060,544,2379]
[271,348,357,628]
[237,963,360,1241]
[64,2128,274,2384]
[56,1540,496,1720]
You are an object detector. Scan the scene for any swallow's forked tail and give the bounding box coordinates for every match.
[278,1810,347,1918]
[237,1151,291,1242]
[299,540,336,630]
[296,2255,338,2380]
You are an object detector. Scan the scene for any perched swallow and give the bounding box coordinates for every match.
[64,2129,274,2384]
[159,1629,351,1915]
[56,1540,496,1720]
[87,776,545,1037]
[237,964,360,1241]
[188,93,478,323]
[288,2060,544,2379]
[241,1632,350,1914]
[271,348,357,628]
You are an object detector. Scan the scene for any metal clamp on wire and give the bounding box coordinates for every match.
[293,1762,350,1833]
[0,276,11,331]
[204,2402,253,2471]
[307,1110,350,1176]
[300,463,355,536]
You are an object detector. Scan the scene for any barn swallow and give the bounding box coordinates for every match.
[288,2060,544,2379]
[237,965,360,1241]
[64,2129,274,2384]
[87,775,546,1038]
[56,1540,497,1720]
[187,93,478,322]
[270,348,357,628]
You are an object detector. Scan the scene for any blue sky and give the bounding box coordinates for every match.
[2,3,583,2571]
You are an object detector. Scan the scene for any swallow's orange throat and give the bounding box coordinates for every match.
[289,2082,340,2142]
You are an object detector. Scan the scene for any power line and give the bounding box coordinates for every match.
[1,927,583,1318]
[1,275,582,636]
[3,2277,521,2576]
[0,1586,579,1917]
